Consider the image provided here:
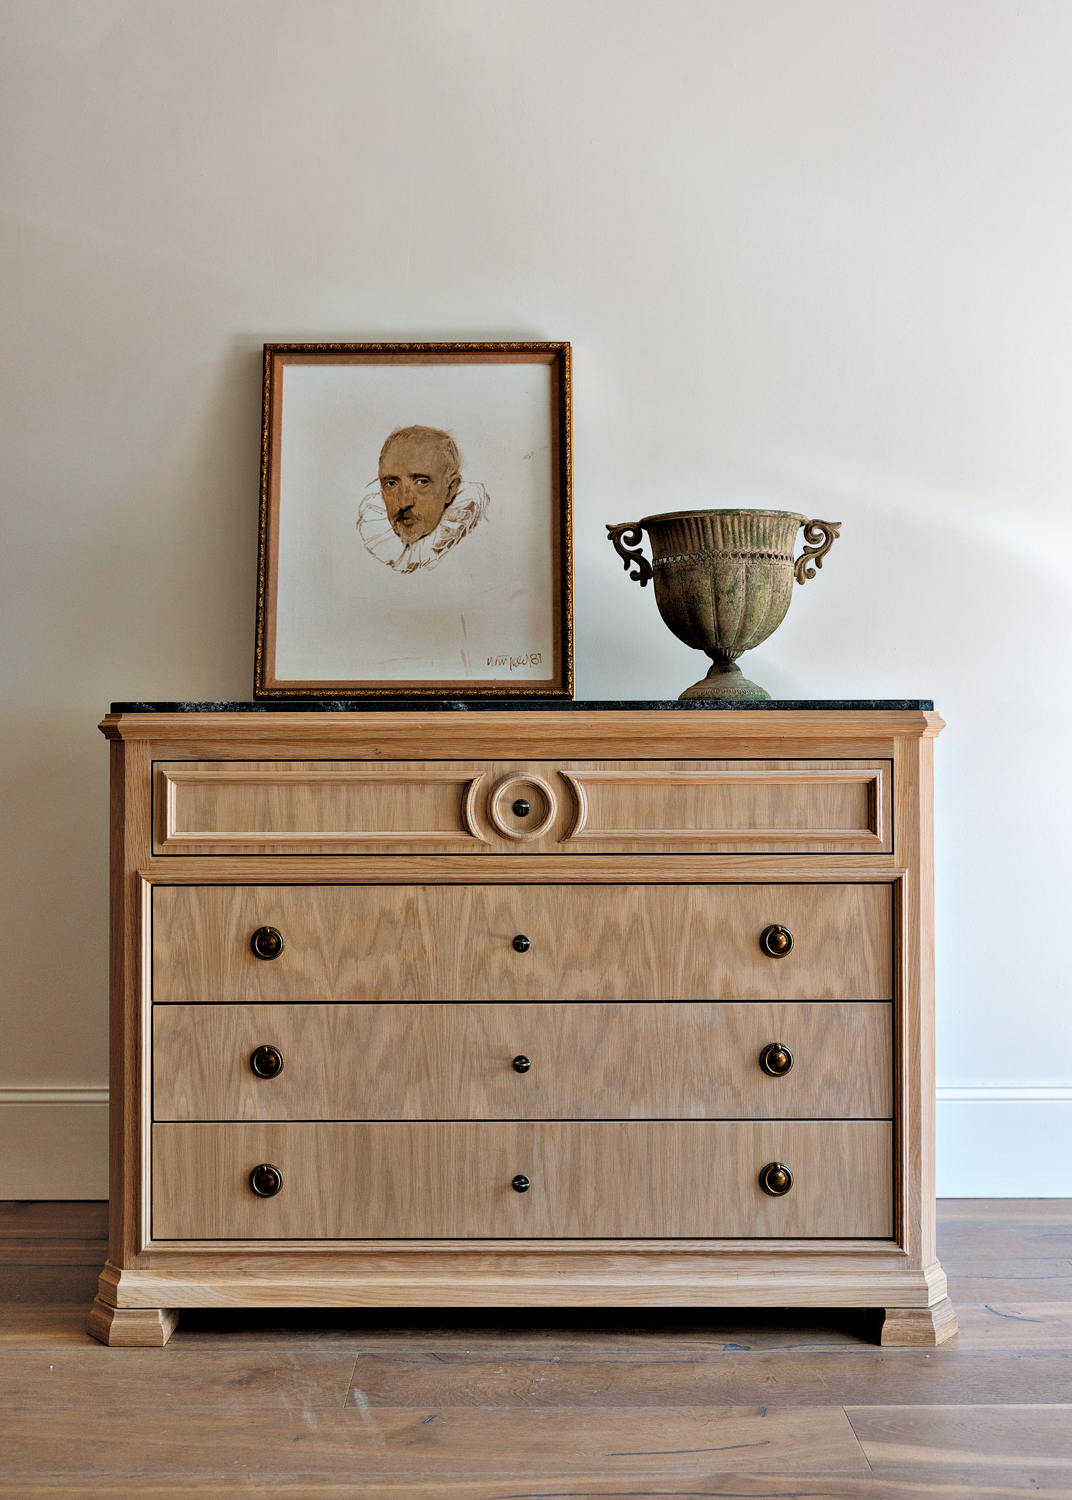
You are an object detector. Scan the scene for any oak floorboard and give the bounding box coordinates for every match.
[0,1348,359,1410]
[939,1226,1072,1257]
[342,1343,1072,1408]
[945,1265,1072,1301]
[0,1305,103,1346]
[938,1200,1072,1222]
[951,1302,1072,1349]
[860,1474,1072,1498]
[846,1402,1072,1467]
[6,1201,1072,1494]
[0,1203,106,1304]
[0,1405,870,1479]
[938,1217,1072,1257]
[943,1255,1072,1273]
[0,1201,108,1239]
[5,1477,1072,1499]
[0,1264,100,1303]
[0,1239,110,1265]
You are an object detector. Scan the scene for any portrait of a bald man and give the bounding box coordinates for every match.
[357,424,490,574]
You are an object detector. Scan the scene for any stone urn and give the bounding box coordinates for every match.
[607,509,841,700]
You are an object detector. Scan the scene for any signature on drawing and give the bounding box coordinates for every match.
[487,652,542,671]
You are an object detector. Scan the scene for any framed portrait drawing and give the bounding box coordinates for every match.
[254,341,574,698]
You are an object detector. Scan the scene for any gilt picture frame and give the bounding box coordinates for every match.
[254,341,574,699]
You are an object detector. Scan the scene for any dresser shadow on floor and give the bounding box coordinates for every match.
[176,1303,887,1345]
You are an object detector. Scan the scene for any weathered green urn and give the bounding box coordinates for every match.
[607,509,841,700]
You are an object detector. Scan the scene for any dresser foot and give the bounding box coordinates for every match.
[87,1298,179,1347]
[880,1297,958,1346]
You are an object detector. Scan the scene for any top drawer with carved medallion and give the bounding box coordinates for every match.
[153,757,891,856]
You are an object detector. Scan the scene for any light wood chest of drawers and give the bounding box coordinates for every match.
[89,703,955,1348]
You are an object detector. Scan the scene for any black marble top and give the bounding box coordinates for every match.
[110,699,934,713]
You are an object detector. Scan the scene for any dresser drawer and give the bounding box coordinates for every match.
[153,1001,893,1121]
[153,883,892,1004]
[151,1120,893,1239]
[153,758,890,856]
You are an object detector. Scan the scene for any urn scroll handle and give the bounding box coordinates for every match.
[606,522,654,588]
[793,519,842,585]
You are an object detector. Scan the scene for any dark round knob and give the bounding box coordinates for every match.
[759,1161,793,1196]
[512,1055,531,1073]
[250,1045,284,1079]
[760,924,794,958]
[511,1174,531,1192]
[512,799,531,817]
[760,1042,794,1076]
[249,1163,283,1197]
[250,926,285,961]
[512,934,531,953]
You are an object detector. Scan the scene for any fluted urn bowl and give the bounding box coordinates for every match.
[607,508,841,700]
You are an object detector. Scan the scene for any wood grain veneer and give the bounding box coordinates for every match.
[151,1120,893,1240]
[152,1000,893,1122]
[151,882,893,1005]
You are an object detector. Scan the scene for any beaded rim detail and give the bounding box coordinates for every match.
[653,549,796,566]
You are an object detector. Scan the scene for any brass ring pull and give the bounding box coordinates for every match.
[250,926,285,961]
[760,924,793,958]
[760,1043,793,1076]
[759,1161,793,1196]
[250,1045,284,1079]
[249,1163,283,1197]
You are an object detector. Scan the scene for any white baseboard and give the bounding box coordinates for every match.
[938,1084,1072,1102]
[2,1086,1070,1200]
[0,1086,109,1106]
[937,1091,1072,1197]
[0,1097,108,1198]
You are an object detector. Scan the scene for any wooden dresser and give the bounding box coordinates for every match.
[88,702,956,1348]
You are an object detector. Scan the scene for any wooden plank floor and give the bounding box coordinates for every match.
[2,1199,1071,1497]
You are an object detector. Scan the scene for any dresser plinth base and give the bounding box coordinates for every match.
[98,1251,950,1330]
[86,1298,179,1347]
[880,1297,958,1346]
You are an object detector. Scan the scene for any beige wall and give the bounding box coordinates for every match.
[2,0,1070,1195]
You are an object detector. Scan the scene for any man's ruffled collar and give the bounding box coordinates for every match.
[356,482,490,573]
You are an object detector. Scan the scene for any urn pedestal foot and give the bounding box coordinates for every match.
[879,1298,959,1346]
[680,658,770,701]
